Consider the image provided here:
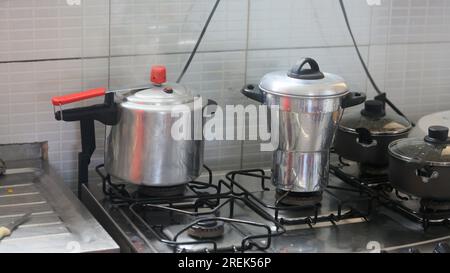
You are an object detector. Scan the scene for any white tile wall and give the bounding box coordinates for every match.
[109,0,248,55]
[0,0,449,189]
[248,0,372,49]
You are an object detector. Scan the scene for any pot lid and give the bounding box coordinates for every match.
[417,110,450,136]
[258,58,349,98]
[389,126,450,166]
[339,99,412,135]
[125,66,195,105]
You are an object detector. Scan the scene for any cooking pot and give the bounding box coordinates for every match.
[241,58,366,193]
[416,110,450,137]
[388,125,450,200]
[51,66,215,187]
[334,98,412,166]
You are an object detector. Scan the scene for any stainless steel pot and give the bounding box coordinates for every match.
[388,125,450,200]
[242,58,366,193]
[52,66,213,187]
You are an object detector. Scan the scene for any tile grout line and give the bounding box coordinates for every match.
[239,0,252,170]
[107,0,112,89]
[4,40,450,65]
[366,3,374,98]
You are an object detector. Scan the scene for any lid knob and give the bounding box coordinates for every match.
[425,126,450,144]
[151,65,167,85]
[361,100,385,118]
[288,58,325,80]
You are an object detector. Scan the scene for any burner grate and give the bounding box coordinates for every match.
[128,187,286,253]
[225,169,373,227]
[330,163,450,230]
[95,164,229,205]
[95,164,285,253]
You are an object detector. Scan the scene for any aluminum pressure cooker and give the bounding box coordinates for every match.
[52,66,215,187]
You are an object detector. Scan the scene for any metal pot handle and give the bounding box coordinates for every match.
[355,128,377,148]
[342,92,366,109]
[241,84,264,103]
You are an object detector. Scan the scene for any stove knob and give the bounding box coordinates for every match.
[150,65,166,85]
[434,242,450,253]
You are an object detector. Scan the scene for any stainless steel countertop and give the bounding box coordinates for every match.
[0,142,119,253]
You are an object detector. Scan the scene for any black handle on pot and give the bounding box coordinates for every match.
[288,58,325,80]
[405,158,440,184]
[424,126,450,144]
[342,92,366,109]
[52,92,118,198]
[355,128,377,148]
[203,99,218,116]
[241,84,264,103]
[416,165,440,183]
[55,103,118,125]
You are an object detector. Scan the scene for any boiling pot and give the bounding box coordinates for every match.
[388,125,450,200]
[242,58,366,193]
[51,66,214,187]
[334,98,412,166]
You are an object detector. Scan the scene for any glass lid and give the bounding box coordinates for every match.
[339,99,412,135]
[258,58,349,98]
[389,126,450,166]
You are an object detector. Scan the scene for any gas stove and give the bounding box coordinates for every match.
[81,156,450,253]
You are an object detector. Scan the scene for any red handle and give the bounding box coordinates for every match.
[51,87,107,106]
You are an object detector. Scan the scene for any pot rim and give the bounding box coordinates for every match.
[259,84,349,99]
[388,139,450,167]
[338,124,412,136]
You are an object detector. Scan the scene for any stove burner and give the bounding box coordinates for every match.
[333,159,389,185]
[275,190,322,207]
[358,163,388,178]
[187,219,225,239]
[137,184,186,197]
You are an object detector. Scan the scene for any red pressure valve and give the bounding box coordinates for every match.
[150,65,167,85]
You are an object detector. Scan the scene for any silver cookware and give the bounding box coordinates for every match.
[52,66,215,187]
[242,58,365,193]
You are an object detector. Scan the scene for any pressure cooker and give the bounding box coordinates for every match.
[51,66,215,187]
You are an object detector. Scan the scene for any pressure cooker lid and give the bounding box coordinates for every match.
[126,66,195,105]
[339,99,412,135]
[258,58,349,98]
[389,126,450,166]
